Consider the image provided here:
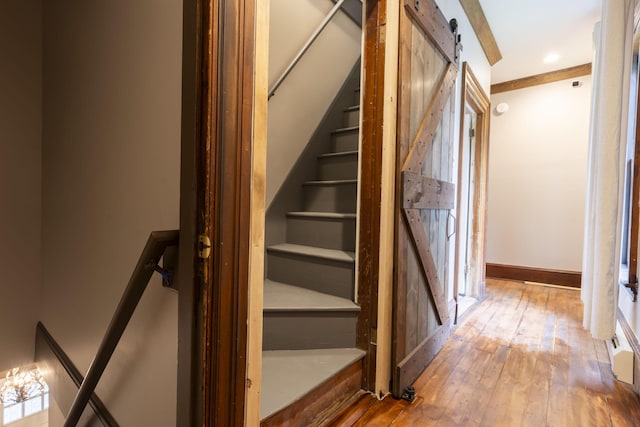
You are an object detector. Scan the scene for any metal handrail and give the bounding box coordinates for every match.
[268,0,346,99]
[64,230,179,426]
[36,322,119,426]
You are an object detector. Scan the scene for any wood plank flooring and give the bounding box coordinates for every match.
[328,279,640,426]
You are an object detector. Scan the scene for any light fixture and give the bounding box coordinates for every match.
[0,368,45,405]
[495,102,509,115]
[544,53,560,63]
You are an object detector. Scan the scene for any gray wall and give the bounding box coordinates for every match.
[0,0,43,372]
[267,0,361,207]
[41,1,182,425]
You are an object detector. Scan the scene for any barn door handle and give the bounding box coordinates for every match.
[447,212,456,240]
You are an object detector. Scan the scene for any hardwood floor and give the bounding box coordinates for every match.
[328,279,640,426]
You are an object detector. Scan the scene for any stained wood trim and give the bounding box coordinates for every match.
[395,322,451,396]
[462,61,490,111]
[403,171,455,209]
[260,358,364,427]
[403,64,457,173]
[35,322,118,426]
[491,63,592,94]
[458,0,502,65]
[403,0,457,66]
[200,0,256,425]
[357,0,387,391]
[486,263,582,288]
[628,68,640,286]
[453,62,491,319]
[403,208,450,324]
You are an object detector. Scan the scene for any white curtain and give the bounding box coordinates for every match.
[582,0,635,340]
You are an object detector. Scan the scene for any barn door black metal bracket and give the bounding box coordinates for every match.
[401,385,416,402]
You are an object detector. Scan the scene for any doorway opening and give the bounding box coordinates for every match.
[454,62,491,322]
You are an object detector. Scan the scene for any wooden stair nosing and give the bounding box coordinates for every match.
[303,179,357,186]
[286,211,356,219]
[317,150,359,159]
[331,126,359,135]
[266,243,355,263]
[263,279,359,312]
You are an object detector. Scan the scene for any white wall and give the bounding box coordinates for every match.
[267,0,361,206]
[434,0,492,300]
[0,0,42,372]
[41,1,182,425]
[486,76,592,271]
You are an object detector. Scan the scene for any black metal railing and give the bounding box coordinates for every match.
[64,230,179,426]
[268,0,347,99]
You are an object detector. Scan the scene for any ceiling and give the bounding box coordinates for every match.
[478,0,602,84]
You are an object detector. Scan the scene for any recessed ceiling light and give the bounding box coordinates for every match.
[544,53,560,63]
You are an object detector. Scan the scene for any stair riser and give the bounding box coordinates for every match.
[267,252,354,299]
[317,155,358,181]
[287,216,356,251]
[354,88,360,105]
[344,109,360,128]
[263,312,358,350]
[303,183,357,213]
[331,131,359,153]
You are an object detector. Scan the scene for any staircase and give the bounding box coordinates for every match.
[261,84,364,423]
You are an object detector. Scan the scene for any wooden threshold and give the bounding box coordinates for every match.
[491,63,592,94]
[486,263,581,288]
[260,358,364,427]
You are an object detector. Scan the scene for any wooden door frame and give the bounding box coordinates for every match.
[357,0,386,392]
[179,0,261,425]
[453,62,491,315]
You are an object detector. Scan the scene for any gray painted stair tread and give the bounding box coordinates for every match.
[264,280,359,312]
[286,211,356,219]
[344,105,359,112]
[267,243,355,263]
[303,179,357,186]
[318,150,358,158]
[332,126,359,134]
[261,348,366,419]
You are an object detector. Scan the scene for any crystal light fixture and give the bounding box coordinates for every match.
[0,368,45,405]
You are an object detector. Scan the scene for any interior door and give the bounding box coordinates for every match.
[461,107,476,297]
[392,0,460,397]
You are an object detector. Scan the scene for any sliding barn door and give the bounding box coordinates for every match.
[392,0,459,397]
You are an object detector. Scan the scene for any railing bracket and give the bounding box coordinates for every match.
[153,264,174,288]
